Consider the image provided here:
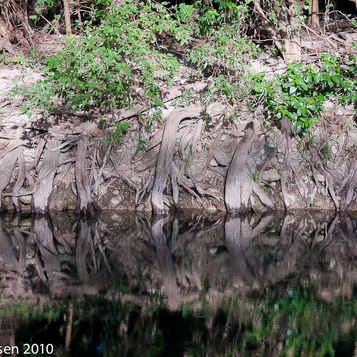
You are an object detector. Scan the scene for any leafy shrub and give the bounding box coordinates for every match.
[17,0,261,117]
[29,0,184,112]
[188,1,258,76]
[188,24,258,76]
[254,54,357,134]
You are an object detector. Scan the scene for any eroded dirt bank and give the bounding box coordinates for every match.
[0,65,357,214]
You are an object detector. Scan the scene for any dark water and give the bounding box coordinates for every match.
[0,210,357,356]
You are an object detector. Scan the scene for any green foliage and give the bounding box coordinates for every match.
[135,138,148,155]
[186,16,259,107]
[30,0,183,112]
[114,277,131,293]
[0,51,26,65]
[188,21,259,77]
[195,0,251,36]
[254,54,357,134]
[10,79,58,117]
[112,121,131,142]
[250,170,259,182]
[14,0,261,121]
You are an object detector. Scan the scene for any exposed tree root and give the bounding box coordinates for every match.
[32,140,61,214]
[344,168,357,208]
[225,120,275,213]
[1,73,357,214]
[151,107,202,215]
[316,164,340,211]
[12,133,26,211]
[0,146,18,212]
[75,138,99,216]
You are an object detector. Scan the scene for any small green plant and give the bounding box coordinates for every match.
[10,79,58,116]
[250,170,259,182]
[135,138,148,155]
[112,121,131,142]
[176,89,197,107]
[11,53,26,64]
[145,108,163,133]
[321,144,331,160]
[184,158,191,168]
[184,141,193,155]
[0,51,26,65]
[0,50,10,65]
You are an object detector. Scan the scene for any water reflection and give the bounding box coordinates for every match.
[0,211,357,355]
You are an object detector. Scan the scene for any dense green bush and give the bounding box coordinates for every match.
[253,54,357,134]
[41,1,184,111]
[15,0,259,114]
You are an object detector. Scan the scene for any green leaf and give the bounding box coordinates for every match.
[320,72,329,81]
[307,104,318,111]
[299,81,308,92]
[295,122,303,132]
[289,86,297,95]
[287,112,298,121]
[330,75,340,85]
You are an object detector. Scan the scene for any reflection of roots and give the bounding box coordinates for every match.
[1,211,357,304]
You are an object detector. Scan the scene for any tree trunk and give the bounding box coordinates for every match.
[63,0,72,35]
[308,0,320,28]
[280,1,301,63]
[254,0,301,63]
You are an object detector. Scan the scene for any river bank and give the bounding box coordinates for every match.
[0,35,357,214]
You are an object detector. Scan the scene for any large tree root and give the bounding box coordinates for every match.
[151,107,202,215]
[225,121,257,213]
[225,120,275,213]
[75,138,100,216]
[0,146,18,212]
[31,140,61,214]
[12,144,26,211]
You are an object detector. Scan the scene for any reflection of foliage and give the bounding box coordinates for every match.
[114,276,131,293]
[2,289,357,355]
[0,301,64,322]
[228,287,357,356]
